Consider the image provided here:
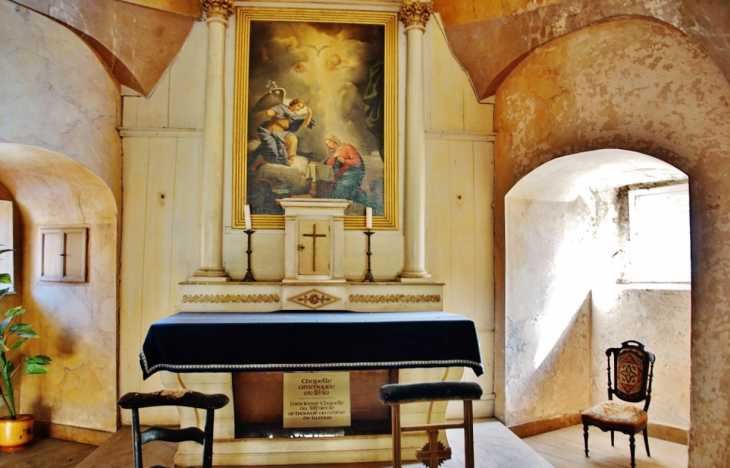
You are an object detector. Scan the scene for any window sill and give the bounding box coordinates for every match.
[615,282,690,291]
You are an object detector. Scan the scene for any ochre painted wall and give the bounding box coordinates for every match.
[0,2,121,436]
[494,16,730,466]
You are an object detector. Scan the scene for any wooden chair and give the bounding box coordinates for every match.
[581,340,656,468]
[379,381,482,468]
[117,389,229,468]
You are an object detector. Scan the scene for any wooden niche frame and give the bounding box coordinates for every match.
[232,7,399,230]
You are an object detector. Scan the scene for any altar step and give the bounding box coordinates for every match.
[70,419,549,468]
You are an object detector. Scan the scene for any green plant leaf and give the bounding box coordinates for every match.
[15,329,38,339]
[0,315,12,337]
[4,306,22,318]
[26,355,51,365]
[10,338,27,350]
[0,342,8,353]
[8,323,31,333]
[24,363,49,374]
[0,273,10,284]
[11,308,25,319]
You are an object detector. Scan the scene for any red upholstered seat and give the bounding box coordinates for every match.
[581,401,648,430]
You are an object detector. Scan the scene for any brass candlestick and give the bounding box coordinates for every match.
[243,229,256,282]
[362,229,374,282]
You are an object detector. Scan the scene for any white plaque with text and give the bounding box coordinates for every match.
[283,372,351,428]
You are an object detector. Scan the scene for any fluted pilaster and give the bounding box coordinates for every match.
[190,0,234,282]
[398,0,433,282]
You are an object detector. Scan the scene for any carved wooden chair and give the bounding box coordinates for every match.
[117,389,229,468]
[581,340,656,468]
[379,381,482,468]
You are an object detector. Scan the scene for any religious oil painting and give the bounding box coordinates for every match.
[232,8,399,230]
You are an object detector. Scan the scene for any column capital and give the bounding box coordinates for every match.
[399,1,433,29]
[201,0,235,21]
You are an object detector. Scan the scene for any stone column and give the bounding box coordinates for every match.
[190,0,234,282]
[398,0,433,282]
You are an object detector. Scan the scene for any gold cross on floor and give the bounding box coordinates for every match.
[416,430,452,467]
[302,224,327,271]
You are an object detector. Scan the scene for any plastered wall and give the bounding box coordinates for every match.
[119,9,496,424]
[592,286,691,432]
[494,16,730,466]
[0,2,120,435]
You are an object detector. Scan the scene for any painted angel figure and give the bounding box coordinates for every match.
[249,86,315,167]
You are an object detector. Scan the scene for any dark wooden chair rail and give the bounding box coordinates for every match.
[581,340,656,468]
[380,381,483,468]
[118,389,230,468]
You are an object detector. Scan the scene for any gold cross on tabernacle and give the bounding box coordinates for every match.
[303,224,327,271]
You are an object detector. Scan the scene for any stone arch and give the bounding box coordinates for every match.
[493,16,730,466]
[0,143,118,433]
[504,149,689,432]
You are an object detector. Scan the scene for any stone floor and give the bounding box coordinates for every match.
[0,419,688,467]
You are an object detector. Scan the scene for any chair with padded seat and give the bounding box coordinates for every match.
[118,389,229,468]
[379,381,482,468]
[581,340,656,468]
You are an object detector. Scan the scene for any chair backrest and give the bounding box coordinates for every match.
[606,340,655,410]
[118,389,229,468]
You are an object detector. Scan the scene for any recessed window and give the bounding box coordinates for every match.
[40,227,88,283]
[0,200,14,292]
[626,183,690,283]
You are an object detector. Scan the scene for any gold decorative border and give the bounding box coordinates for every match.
[182,294,280,304]
[287,289,341,309]
[232,7,399,230]
[348,294,442,304]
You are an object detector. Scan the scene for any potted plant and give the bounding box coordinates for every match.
[0,248,51,452]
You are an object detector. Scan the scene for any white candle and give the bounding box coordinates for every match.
[366,207,372,229]
[244,205,252,230]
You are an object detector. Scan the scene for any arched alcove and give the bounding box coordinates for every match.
[504,149,690,436]
[0,143,118,434]
[493,16,730,465]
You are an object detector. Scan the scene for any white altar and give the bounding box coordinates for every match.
[166,197,456,466]
[156,1,466,465]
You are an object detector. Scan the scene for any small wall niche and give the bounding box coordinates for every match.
[40,227,88,283]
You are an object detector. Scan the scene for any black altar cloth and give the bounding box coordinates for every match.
[140,311,482,380]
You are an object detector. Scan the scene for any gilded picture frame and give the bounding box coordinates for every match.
[232,7,399,230]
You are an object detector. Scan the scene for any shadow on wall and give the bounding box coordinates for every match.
[0,143,119,433]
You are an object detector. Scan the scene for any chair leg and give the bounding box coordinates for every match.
[643,428,651,457]
[391,405,402,468]
[611,429,615,446]
[629,433,636,468]
[582,424,589,457]
[202,408,216,468]
[130,408,143,468]
[464,400,475,468]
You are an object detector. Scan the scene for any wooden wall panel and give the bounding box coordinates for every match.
[428,23,465,133]
[119,137,150,404]
[134,73,170,129]
[448,140,476,321]
[473,141,494,332]
[168,138,203,313]
[425,139,451,285]
[169,23,206,130]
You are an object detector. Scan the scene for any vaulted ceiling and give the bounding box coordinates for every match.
[437,0,730,100]
[11,0,730,100]
[12,0,201,96]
